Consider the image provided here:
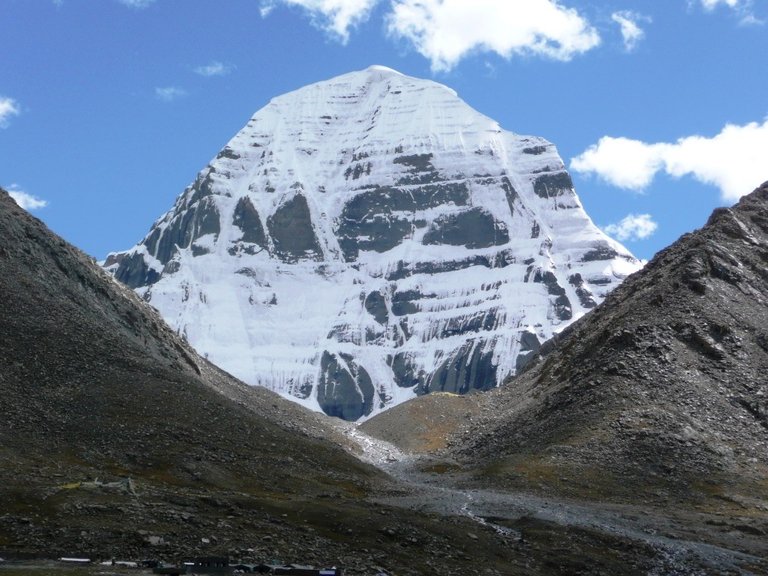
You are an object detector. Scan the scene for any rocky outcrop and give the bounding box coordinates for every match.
[317,352,380,420]
[422,207,509,249]
[267,193,323,262]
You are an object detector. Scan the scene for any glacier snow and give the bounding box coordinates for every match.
[106,66,641,421]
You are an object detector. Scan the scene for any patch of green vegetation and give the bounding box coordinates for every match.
[477,454,637,502]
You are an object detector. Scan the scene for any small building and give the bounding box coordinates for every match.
[189,556,231,574]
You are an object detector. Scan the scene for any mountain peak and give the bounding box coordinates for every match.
[364,64,404,75]
[107,69,641,421]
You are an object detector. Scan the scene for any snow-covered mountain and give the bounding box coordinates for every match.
[105,65,641,421]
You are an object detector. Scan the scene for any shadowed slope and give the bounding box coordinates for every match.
[455,183,768,508]
[0,186,380,556]
[0,188,527,573]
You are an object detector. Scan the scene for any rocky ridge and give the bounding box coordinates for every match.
[105,65,640,421]
[362,183,768,569]
[456,183,768,501]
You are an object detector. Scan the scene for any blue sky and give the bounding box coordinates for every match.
[1,0,767,261]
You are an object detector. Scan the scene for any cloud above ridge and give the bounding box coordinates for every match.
[155,86,187,102]
[571,118,768,201]
[604,213,658,242]
[261,0,601,68]
[6,185,48,211]
[699,0,745,10]
[387,0,601,71]
[260,0,379,42]
[116,0,156,7]
[696,0,762,24]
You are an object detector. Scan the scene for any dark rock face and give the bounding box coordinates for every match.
[336,183,469,260]
[385,249,517,281]
[317,351,376,420]
[425,339,498,395]
[186,168,217,206]
[267,193,323,262]
[153,196,221,264]
[568,273,598,309]
[423,207,509,249]
[532,269,572,321]
[501,177,520,217]
[581,243,620,262]
[111,250,160,288]
[439,308,499,338]
[390,352,427,389]
[364,290,389,325]
[515,330,541,372]
[533,171,574,199]
[114,194,223,289]
[232,196,267,247]
[393,153,440,185]
[391,289,425,316]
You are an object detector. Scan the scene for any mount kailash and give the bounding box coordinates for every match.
[105,66,641,421]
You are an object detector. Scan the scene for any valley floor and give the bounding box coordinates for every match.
[339,422,768,576]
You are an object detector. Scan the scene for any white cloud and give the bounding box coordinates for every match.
[571,118,768,201]
[6,185,48,211]
[155,86,187,102]
[604,213,657,242]
[699,0,744,10]
[0,96,20,128]
[194,61,234,77]
[571,136,664,190]
[116,0,156,7]
[387,0,601,71]
[696,0,762,24]
[260,0,379,42]
[611,11,649,52]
